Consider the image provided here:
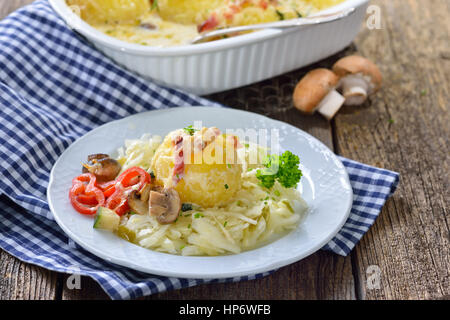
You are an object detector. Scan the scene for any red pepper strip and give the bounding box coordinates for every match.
[69,173,105,215]
[69,167,149,216]
[105,183,129,216]
[97,180,116,198]
[116,167,151,191]
[76,194,99,206]
[72,173,97,193]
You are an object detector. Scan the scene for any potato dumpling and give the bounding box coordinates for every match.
[67,0,149,24]
[157,0,225,25]
[151,128,242,208]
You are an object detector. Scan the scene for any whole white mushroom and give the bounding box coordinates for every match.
[332,55,383,106]
[293,68,345,120]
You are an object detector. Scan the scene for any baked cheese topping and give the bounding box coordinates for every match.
[67,0,345,47]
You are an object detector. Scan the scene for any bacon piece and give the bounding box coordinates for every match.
[172,134,184,185]
[203,127,221,149]
[228,135,242,149]
[198,14,219,33]
[172,128,223,185]
[193,127,221,153]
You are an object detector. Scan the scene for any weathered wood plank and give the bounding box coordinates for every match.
[148,251,354,300]
[334,0,450,300]
[0,250,60,300]
[0,0,33,19]
[61,276,108,300]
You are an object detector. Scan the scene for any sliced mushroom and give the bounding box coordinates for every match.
[82,154,121,182]
[293,68,345,120]
[127,184,151,215]
[332,55,382,106]
[139,183,151,202]
[149,187,181,224]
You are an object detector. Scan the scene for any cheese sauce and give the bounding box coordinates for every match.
[67,0,345,47]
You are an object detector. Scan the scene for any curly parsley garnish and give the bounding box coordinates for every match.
[256,151,302,189]
[183,125,198,136]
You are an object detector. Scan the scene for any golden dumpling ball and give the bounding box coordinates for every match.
[151,128,242,208]
[67,0,150,24]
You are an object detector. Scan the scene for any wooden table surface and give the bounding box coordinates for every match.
[0,0,448,300]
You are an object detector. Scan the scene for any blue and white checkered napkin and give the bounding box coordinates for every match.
[0,1,399,299]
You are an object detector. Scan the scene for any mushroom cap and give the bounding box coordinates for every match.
[332,55,382,92]
[293,69,340,114]
[82,154,121,182]
[149,187,181,224]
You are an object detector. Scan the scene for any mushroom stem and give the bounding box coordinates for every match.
[340,75,370,106]
[316,89,346,120]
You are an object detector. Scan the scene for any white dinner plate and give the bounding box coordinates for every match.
[47,107,352,279]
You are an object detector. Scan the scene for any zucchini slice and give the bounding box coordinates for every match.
[93,207,120,231]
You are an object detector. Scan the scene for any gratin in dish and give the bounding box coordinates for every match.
[69,126,308,256]
[50,0,368,94]
[66,0,345,46]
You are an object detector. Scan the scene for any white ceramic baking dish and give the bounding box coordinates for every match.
[49,0,370,95]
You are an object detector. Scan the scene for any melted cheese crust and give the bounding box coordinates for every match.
[67,0,345,47]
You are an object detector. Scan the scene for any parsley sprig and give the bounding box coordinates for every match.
[256,151,302,189]
[183,125,198,136]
